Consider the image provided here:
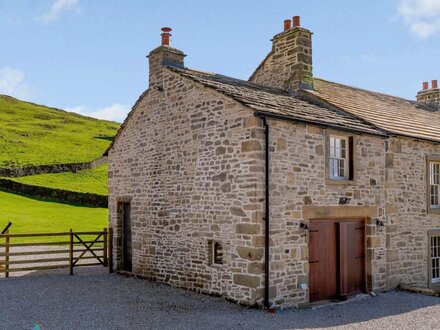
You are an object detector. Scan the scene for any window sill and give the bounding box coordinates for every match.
[209,263,224,269]
[325,178,356,186]
[428,207,440,215]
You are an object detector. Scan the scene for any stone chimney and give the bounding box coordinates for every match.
[416,80,440,111]
[249,16,313,91]
[147,27,186,88]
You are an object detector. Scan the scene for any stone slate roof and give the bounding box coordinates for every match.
[306,78,440,143]
[169,67,386,136]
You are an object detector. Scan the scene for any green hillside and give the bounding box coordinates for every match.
[0,191,107,243]
[0,95,119,169]
[11,163,108,195]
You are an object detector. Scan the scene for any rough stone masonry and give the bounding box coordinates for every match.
[107,19,440,308]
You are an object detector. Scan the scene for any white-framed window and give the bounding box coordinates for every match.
[430,162,440,208]
[329,135,350,180]
[431,235,440,283]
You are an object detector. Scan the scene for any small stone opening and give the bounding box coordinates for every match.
[208,240,223,265]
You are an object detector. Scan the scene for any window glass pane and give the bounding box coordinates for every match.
[432,236,440,282]
[431,162,440,207]
[329,136,350,179]
[339,159,345,177]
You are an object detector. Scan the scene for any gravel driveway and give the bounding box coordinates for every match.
[0,268,439,330]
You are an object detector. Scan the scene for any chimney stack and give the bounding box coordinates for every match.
[249,16,313,91]
[417,79,440,111]
[147,27,186,88]
[161,27,172,46]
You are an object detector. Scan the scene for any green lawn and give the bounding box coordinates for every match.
[0,191,107,243]
[10,163,108,196]
[0,95,120,169]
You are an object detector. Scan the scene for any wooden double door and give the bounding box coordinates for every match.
[309,219,365,302]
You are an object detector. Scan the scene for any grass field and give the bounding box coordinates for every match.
[0,191,107,243]
[10,163,108,196]
[0,95,120,169]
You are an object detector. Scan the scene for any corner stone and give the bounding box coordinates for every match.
[233,274,260,289]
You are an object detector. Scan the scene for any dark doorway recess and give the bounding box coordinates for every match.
[309,219,365,302]
[121,202,132,272]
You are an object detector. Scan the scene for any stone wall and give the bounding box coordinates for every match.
[266,120,387,307]
[108,67,267,305]
[0,156,107,178]
[0,178,107,207]
[249,27,313,90]
[108,56,440,308]
[384,137,440,289]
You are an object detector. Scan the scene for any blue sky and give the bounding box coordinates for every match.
[1,0,439,122]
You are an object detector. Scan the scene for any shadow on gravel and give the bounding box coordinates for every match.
[0,269,439,329]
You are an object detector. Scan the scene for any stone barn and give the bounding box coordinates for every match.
[106,17,440,308]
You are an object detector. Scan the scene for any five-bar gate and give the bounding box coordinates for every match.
[0,228,113,277]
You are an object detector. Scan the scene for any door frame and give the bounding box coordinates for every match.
[308,217,368,301]
[116,197,133,272]
[121,202,132,272]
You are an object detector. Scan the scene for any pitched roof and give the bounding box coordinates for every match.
[305,78,440,143]
[169,67,385,136]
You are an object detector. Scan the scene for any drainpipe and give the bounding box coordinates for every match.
[262,116,270,309]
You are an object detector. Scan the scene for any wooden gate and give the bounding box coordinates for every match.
[309,219,365,302]
[0,228,113,277]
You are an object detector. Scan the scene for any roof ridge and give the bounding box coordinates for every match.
[171,66,290,95]
[314,77,419,104]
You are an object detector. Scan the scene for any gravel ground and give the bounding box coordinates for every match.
[0,268,439,330]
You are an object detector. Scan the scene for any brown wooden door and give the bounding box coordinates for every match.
[339,221,365,298]
[309,219,365,302]
[309,221,338,302]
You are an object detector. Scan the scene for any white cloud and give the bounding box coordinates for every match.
[38,0,80,23]
[66,104,130,123]
[398,0,440,38]
[0,67,33,100]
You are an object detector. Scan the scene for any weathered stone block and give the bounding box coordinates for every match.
[386,250,399,262]
[236,223,261,235]
[230,207,246,217]
[247,262,264,274]
[367,236,381,248]
[241,140,262,152]
[236,246,264,261]
[233,274,260,289]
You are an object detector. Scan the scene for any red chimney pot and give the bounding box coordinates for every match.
[432,80,438,89]
[423,82,429,90]
[284,19,292,31]
[161,27,172,46]
[293,16,300,27]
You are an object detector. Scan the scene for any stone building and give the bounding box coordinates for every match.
[106,17,440,308]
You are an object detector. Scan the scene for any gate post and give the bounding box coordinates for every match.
[69,229,73,275]
[103,228,108,267]
[108,227,113,274]
[5,231,9,278]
